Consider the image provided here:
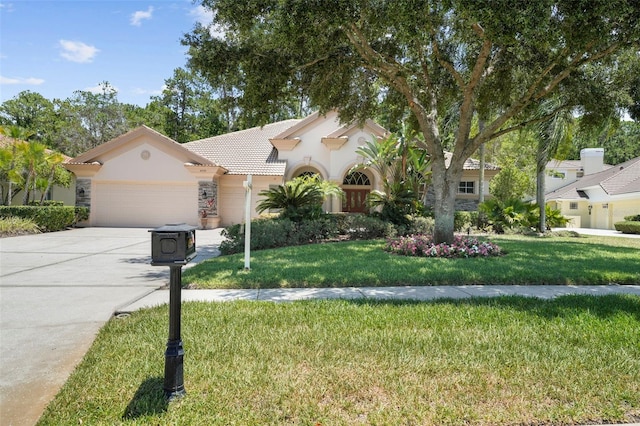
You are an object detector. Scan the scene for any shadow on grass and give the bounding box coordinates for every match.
[347,294,640,322]
[122,376,168,420]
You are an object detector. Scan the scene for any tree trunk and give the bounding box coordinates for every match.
[431,162,461,244]
[536,144,546,233]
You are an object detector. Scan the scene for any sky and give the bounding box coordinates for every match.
[0,0,214,107]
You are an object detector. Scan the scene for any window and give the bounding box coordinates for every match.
[569,202,578,210]
[343,171,370,186]
[458,181,475,194]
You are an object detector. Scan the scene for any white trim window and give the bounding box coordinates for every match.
[569,202,578,210]
[458,181,475,194]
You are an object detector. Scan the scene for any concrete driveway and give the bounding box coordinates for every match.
[0,227,224,426]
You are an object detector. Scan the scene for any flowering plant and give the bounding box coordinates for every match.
[385,234,502,258]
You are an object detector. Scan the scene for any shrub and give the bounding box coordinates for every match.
[614,221,640,234]
[342,214,395,240]
[454,211,478,232]
[27,200,64,206]
[624,214,640,222]
[0,216,40,237]
[385,234,502,258]
[0,206,78,232]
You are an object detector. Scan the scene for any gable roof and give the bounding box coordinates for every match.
[184,119,302,175]
[546,156,640,200]
[66,125,217,167]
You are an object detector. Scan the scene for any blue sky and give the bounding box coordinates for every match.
[0,0,213,106]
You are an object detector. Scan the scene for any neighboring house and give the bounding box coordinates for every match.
[546,148,640,229]
[64,111,500,228]
[0,135,75,206]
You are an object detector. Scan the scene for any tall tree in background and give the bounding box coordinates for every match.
[0,125,34,205]
[53,82,130,156]
[184,0,639,243]
[531,98,574,232]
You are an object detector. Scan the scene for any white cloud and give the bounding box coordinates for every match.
[189,5,225,38]
[0,75,45,85]
[0,3,16,13]
[131,6,153,26]
[132,86,163,97]
[59,40,99,63]
[189,5,213,26]
[85,83,119,94]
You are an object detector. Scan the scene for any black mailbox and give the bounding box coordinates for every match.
[150,224,197,265]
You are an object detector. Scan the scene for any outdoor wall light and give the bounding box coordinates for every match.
[588,204,592,215]
[78,188,85,198]
[202,190,207,198]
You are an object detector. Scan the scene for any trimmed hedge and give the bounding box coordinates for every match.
[624,214,640,222]
[218,214,435,255]
[614,221,640,235]
[0,205,88,232]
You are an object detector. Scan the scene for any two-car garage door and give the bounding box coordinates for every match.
[92,182,197,227]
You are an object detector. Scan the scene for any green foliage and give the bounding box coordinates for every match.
[257,175,342,222]
[219,217,341,255]
[454,211,478,232]
[479,199,567,233]
[624,214,640,222]
[0,216,40,236]
[570,121,640,165]
[0,206,79,232]
[614,221,640,234]
[489,161,534,202]
[185,0,639,244]
[340,214,396,240]
[352,134,430,225]
[219,213,432,255]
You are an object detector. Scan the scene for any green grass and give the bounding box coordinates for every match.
[38,295,640,425]
[184,234,640,288]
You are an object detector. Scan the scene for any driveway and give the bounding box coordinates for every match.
[0,227,224,426]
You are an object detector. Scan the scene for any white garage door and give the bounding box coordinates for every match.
[93,182,197,227]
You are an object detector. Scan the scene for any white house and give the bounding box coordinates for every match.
[65,111,500,228]
[546,148,640,229]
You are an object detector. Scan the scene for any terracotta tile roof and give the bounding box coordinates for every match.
[184,119,302,175]
[546,156,640,199]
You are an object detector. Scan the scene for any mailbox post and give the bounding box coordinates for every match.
[150,224,197,400]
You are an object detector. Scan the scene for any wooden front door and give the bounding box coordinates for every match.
[343,189,369,213]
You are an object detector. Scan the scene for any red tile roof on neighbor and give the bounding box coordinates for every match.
[184,119,302,175]
[546,156,640,200]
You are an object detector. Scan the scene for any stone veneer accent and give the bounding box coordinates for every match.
[198,181,218,216]
[424,186,480,212]
[76,179,91,208]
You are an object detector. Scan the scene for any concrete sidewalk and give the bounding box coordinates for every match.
[118,284,640,313]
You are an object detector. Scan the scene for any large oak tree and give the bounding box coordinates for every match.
[184,0,639,243]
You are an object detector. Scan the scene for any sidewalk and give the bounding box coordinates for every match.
[117,284,640,313]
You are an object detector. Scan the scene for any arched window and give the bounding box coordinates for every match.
[343,171,370,186]
[297,171,318,179]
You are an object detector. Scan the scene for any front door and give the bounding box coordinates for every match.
[343,189,369,213]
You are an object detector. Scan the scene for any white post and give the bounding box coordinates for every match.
[243,175,252,270]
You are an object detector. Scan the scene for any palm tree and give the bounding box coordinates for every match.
[351,133,431,223]
[257,175,342,221]
[532,98,574,232]
[0,125,34,205]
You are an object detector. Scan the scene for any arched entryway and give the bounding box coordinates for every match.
[342,171,371,213]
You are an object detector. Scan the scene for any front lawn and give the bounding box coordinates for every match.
[38,296,640,425]
[184,234,640,288]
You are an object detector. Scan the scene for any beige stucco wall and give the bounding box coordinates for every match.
[219,175,283,227]
[550,196,640,230]
[279,111,382,191]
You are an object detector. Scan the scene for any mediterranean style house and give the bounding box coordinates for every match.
[545,148,640,229]
[64,111,499,228]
